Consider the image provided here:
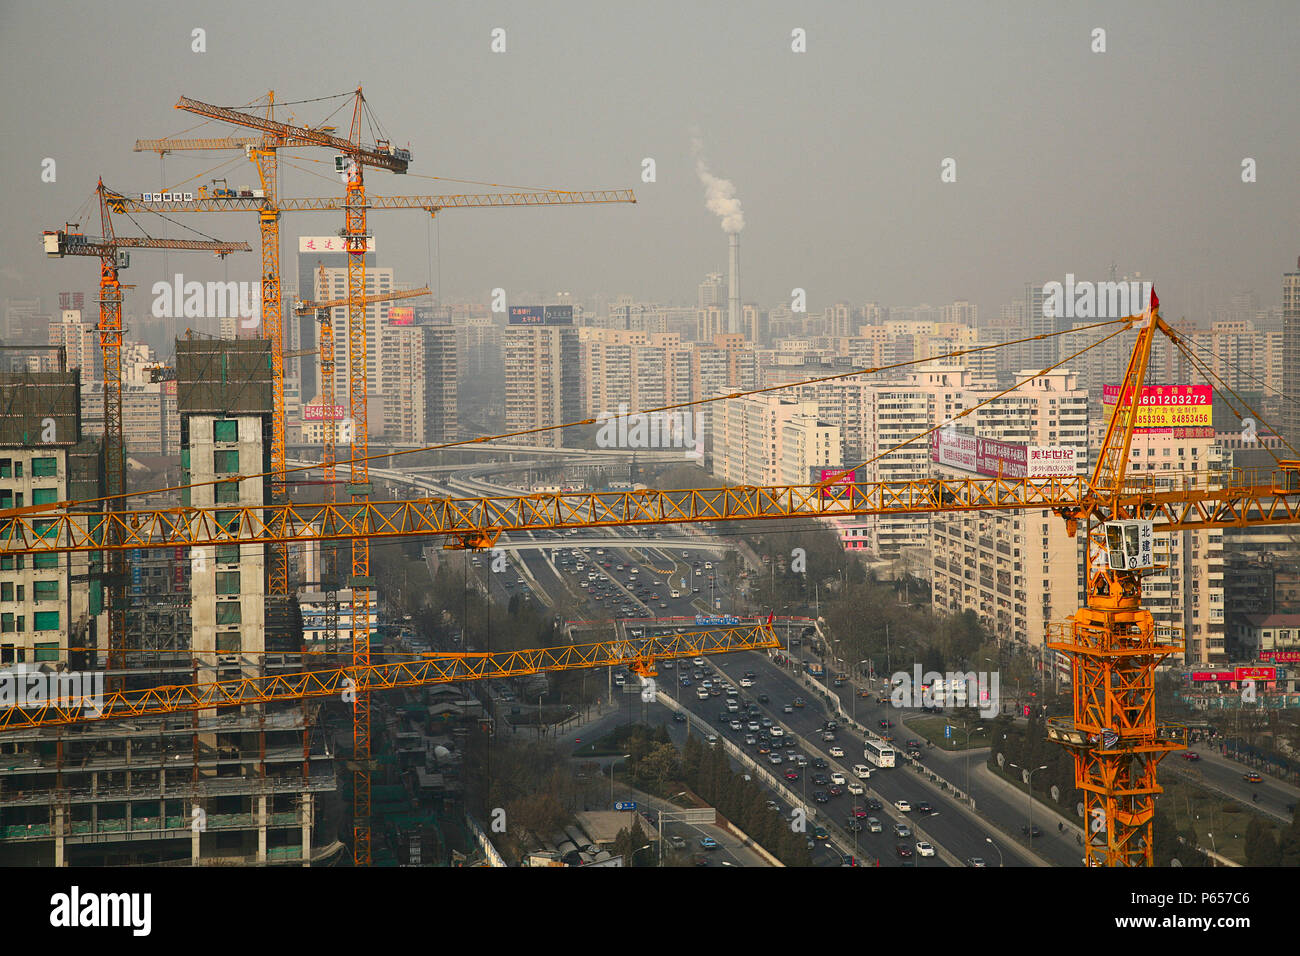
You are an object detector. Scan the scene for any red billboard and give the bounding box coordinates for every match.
[1102,384,1212,433]
[931,432,1077,478]
[1259,651,1300,663]
[1190,671,1234,682]
[389,307,414,326]
[1234,666,1276,681]
[813,467,855,501]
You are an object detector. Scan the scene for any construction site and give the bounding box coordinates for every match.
[3,10,1300,887]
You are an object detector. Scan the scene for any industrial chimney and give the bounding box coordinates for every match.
[728,232,740,335]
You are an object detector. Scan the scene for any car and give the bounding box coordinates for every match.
[851,805,869,819]
[1021,824,1043,838]
[680,676,692,687]
[717,711,731,723]
[812,757,828,770]
[894,799,912,813]
[812,772,830,786]
[1182,752,1201,761]
[760,717,774,729]
[852,764,872,780]
[739,677,756,688]
[813,826,830,842]
[896,844,914,859]
[784,769,800,781]
[847,781,864,796]
[845,820,863,832]
[783,704,794,714]
[672,712,687,722]
[668,835,687,849]
[768,753,783,765]
[1244,772,1263,783]
[906,749,923,761]
[765,799,782,812]
[813,791,830,804]
[709,687,722,697]
[693,855,711,867]
[916,841,935,857]
[915,802,933,814]
[747,720,760,732]
[865,798,882,812]
[830,771,847,786]
[894,822,912,838]
[866,817,883,833]
[833,678,845,687]
[699,837,720,851]
[757,743,771,755]
[744,734,757,745]
[705,735,718,746]
[793,697,806,708]
[821,731,836,743]
[829,746,845,758]
[966,857,987,867]
[729,720,743,731]
[828,785,844,797]
[770,726,785,738]
[906,739,923,750]
[757,694,770,704]
[692,657,705,667]
[879,719,893,729]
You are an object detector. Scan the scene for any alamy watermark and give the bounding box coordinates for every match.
[151,274,260,329]
[890,665,999,719]
[595,403,703,459]
[1042,274,1152,319]
[1,663,104,715]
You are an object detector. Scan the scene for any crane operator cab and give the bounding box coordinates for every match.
[1104,519,1154,572]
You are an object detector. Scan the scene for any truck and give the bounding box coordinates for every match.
[805,662,825,679]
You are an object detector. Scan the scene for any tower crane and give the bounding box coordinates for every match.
[6,296,1300,865]
[119,86,637,865]
[40,179,251,690]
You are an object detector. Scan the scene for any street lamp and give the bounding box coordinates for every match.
[610,753,631,806]
[984,836,1004,867]
[630,843,653,867]
[1009,763,1047,843]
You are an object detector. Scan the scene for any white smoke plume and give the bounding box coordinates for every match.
[693,139,744,234]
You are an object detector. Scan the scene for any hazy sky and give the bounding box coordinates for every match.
[3,0,1297,322]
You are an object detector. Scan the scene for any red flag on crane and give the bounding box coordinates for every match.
[767,612,774,626]
[1150,287,1158,312]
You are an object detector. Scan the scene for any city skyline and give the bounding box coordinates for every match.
[3,1,1297,323]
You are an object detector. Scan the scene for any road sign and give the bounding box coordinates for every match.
[944,725,952,739]
[614,801,637,811]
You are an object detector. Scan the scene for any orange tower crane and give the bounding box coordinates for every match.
[41,180,251,688]
[7,295,1300,864]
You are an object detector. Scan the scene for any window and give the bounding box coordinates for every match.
[215,481,240,505]
[216,545,240,564]
[33,611,59,631]
[216,632,241,653]
[216,511,240,533]
[213,419,239,443]
[216,571,240,595]
[31,457,57,477]
[33,520,57,540]
[215,602,241,625]
[33,553,57,570]
[0,458,9,478]
[213,450,239,474]
[0,583,10,602]
[0,613,12,633]
[32,488,58,506]
[0,556,21,572]
[33,642,59,662]
[33,581,58,601]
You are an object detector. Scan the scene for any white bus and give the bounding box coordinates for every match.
[863,737,896,768]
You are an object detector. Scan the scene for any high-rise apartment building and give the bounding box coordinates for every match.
[503,309,579,449]
[711,394,839,486]
[1283,258,1300,453]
